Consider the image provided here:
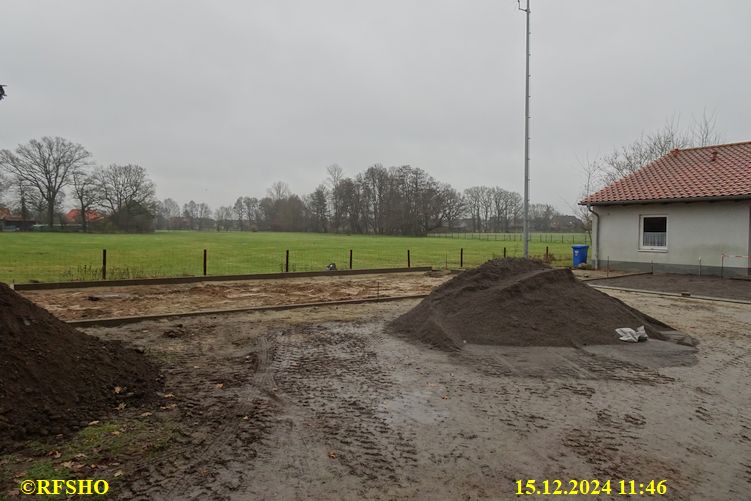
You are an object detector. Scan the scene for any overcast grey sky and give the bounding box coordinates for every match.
[2,0,750,213]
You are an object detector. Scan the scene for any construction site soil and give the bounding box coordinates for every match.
[391,259,675,350]
[0,283,161,451]
[19,272,449,322]
[3,268,750,499]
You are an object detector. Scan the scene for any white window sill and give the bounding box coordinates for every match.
[638,248,668,253]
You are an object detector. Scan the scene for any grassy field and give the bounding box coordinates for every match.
[0,231,590,284]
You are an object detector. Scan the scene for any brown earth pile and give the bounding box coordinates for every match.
[390,258,672,350]
[0,282,161,451]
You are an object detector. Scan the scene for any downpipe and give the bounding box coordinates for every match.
[586,205,600,269]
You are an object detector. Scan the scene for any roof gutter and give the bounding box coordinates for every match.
[579,194,751,207]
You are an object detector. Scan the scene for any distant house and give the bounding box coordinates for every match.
[580,140,751,276]
[64,209,104,224]
[0,208,36,231]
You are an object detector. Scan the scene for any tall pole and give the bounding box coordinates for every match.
[520,0,531,257]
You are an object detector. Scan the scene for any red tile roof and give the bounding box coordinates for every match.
[65,209,104,223]
[580,140,751,205]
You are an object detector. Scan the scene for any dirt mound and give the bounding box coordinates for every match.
[390,258,673,350]
[0,283,161,451]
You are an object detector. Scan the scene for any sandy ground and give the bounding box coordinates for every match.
[588,273,751,301]
[21,270,721,324]
[19,272,452,321]
[26,289,742,501]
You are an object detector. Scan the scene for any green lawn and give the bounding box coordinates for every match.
[0,231,590,284]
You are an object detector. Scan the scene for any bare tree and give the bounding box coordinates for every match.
[528,203,558,231]
[440,186,465,231]
[478,186,494,232]
[326,164,345,231]
[183,200,198,229]
[0,137,91,227]
[463,187,484,232]
[360,164,390,234]
[307,185,329,232]
[233,197,247,230]
[197,202,212,230]
[161,198,181,219]
[96,164,157,232]
[97,164,155,213]
[599,116,722,185]
[689,110,721,147]
[214,206,233,231]
[70,169,100,232]
[0,172,7,206]
[154,198,180,229]
[9,176,39,221]
[571,157,603,240]
[158,198,181,228]
[599,120,688,185]
[492,188,522,232]
[267,181,291,201]
[326,164,344,188]
[243,197,259,228]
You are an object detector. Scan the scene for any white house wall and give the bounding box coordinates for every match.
[592,201,751,275]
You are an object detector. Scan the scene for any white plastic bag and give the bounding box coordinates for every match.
[615,325,648,343]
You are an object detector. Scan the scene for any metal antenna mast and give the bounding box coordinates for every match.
[518,0,531,257]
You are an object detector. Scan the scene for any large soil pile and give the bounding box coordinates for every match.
[390,258,672,350]
[0,283,160,450]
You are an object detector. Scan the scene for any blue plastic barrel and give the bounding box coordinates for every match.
[572,244,589,267]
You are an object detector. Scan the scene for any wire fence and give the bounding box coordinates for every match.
[427,232,591,244]
[2,242,582,285]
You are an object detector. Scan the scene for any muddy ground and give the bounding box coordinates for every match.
[589,273,751,301]
[18,272,451,321]
[3,288,750,500]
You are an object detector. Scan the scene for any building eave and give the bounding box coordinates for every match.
[578,194,751,207]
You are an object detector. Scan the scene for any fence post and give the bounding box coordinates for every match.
[102,249,107,280]
[545,246,549,262]
[460,248,464,268]
[285,250,289,273]
[721,254,724,278]
[349,249,353,270]
[407,249,411,268]
[203,249,207,276]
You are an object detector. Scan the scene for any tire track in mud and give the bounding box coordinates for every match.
[117,332,278,501]
[461,346,675,385]
[687,339,751,495]
[264,323,419,486]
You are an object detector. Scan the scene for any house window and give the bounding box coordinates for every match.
[640,215,667,250]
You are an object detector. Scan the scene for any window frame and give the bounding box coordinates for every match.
[638,214,668,251]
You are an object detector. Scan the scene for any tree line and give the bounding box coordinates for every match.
[0,137,157,232]
[1,136,576,235]
[157,164,573,234]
